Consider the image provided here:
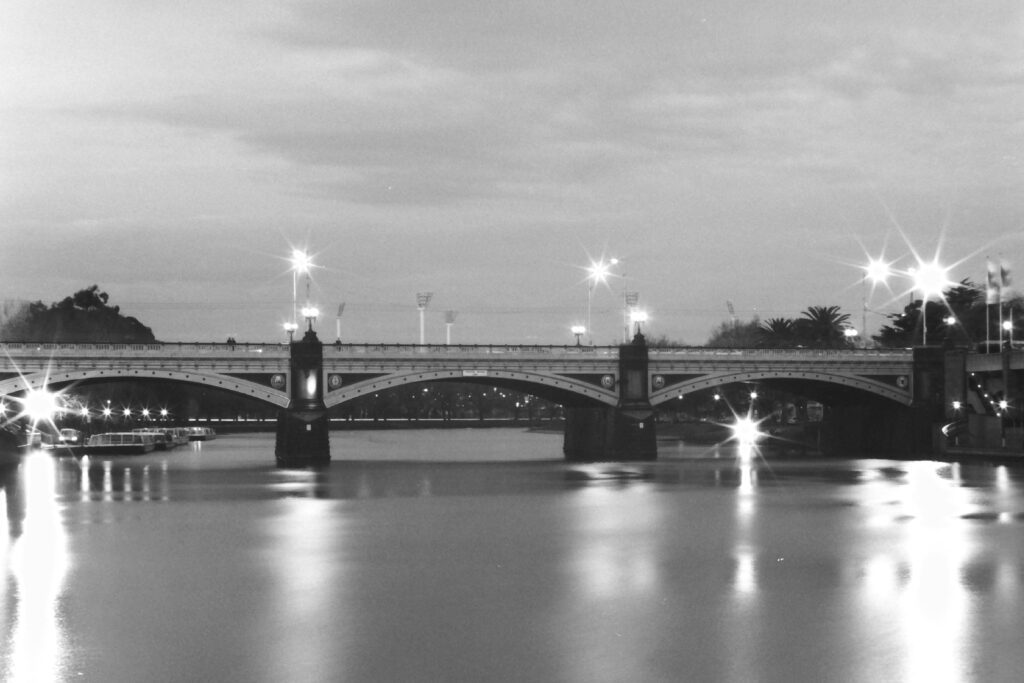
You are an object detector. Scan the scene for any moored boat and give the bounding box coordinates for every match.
[84,432,157,455]
[132,428,176,451]
[187,426,216,441]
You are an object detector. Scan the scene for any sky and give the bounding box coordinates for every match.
[2,1,1022,345]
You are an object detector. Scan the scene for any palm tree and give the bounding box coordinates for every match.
[795,305,852,349]
[758,317,797,347]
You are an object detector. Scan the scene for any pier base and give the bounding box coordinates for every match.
[275,409,330,467]
[563,405,657,462]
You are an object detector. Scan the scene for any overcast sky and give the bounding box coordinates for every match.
[2,1,1022,344]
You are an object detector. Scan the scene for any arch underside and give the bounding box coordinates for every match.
[0,369,290,408]
[326,369,618,408]
[651,370,912,407]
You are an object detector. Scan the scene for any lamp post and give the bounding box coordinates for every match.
[289,249,312,328]
[585,260,613,345]
[862,258,892,347]
[630,309,648,338]
[283,321,298,343]
[301,305,320,333]
[339,305,352,344]
[571,325,585,346]
[909,259,949,346]
[417,292,433,345]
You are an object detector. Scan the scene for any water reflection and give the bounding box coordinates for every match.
[1,452,69,682]
[6,433,1024,681]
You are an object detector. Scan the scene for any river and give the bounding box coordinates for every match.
[2,429,1024,682]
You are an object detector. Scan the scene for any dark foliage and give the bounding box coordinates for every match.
[0,285,156,343]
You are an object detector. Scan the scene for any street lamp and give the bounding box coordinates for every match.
[417,292,433,345]
[571,325,585,346]
[289,249,313,327]
[909,259,950,345]
[861,257,892,344]
[283,321,298,342]
[585,260,614,345]
[629,309,648,337]
[301,305,320,333]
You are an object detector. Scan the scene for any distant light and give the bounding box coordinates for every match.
[587,261,611,284]
[865,258,893,284]
[23,389,59,422]
[952,400,962,410]
[731,416,761,445]
[571,325,586,335]
[1003,320,1013,331]
[122,408,132,418]
[843,327,858,338]
[910,260,950,299]
[141,409,150,418]
[290,249,312,274]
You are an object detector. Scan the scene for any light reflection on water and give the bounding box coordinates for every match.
[1,451,70,683]
[2,431,1024,681]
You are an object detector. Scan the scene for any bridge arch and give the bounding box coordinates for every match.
[650,369,912,407]
[325,368,618,408]
[0,368,290,408]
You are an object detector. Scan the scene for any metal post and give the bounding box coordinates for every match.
[417,292,433,345]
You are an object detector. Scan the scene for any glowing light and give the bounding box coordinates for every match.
[909,259,951,299]
[290,249,312,274]
[587,260,612,284]
[102,407,112,418]
[122,408,131,418]
[864,257,893,284]
[21,389,59,422]
[731,416,761,445]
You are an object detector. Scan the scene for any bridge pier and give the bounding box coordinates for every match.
[275,329,330,467]
[564,334,657,462]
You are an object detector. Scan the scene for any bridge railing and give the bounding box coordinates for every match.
[0,342,290,358]
[323,343,620,357]
[649,347,914,360]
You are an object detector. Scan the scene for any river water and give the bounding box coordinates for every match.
[3,429,1024,682]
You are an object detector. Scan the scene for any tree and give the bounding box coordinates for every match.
[0,285,155,343]
[706,316,762,347]
[794,305,852,349]
[873,279,1002,348]
[758,317,797,348]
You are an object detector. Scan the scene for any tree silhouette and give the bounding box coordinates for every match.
[0,285,155,343]
[794,306,852,349]
[758,318,797,348]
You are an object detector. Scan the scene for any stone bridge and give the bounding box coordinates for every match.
[0,341,916,409]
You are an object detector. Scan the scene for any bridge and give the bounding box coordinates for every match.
[0,336,928,460]
[0,340,916,407]
[3,336,1020,462]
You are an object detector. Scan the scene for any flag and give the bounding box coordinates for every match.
[986,259,1000,304]
[1000,262,1013,299]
